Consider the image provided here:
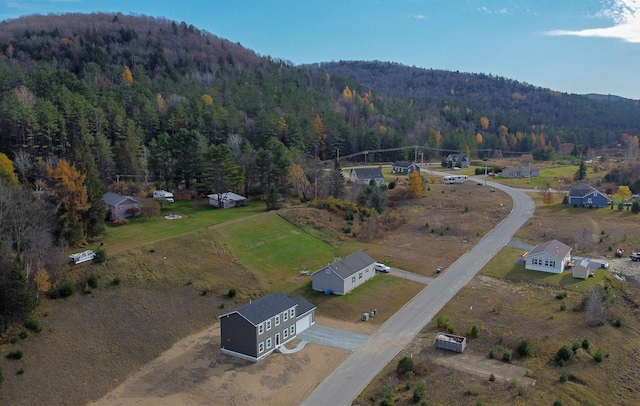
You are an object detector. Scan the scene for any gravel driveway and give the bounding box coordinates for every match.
[297,324,369,352]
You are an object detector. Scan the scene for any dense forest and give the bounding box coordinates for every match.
[1,12,640,332]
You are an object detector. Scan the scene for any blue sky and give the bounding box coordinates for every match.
[2,0,640,99]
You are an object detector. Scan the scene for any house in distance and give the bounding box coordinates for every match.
[349,168,384,186]
[391,161,420,175]
[568,184,611,208]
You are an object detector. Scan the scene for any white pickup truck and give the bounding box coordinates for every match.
[631,252,640,262]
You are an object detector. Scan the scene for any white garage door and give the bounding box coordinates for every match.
[296,314,312,333]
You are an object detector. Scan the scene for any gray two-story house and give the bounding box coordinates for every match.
[219,292,315,362]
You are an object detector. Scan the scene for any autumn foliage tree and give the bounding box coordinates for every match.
[407,170,423,196]
[0,152,18,185]
[616,185,632,201]
[541,189,556,205]
[122,65,133,84]
[41,159,90,246]
[288,163,311,201]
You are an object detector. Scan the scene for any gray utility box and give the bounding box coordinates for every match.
[435,332,467,353]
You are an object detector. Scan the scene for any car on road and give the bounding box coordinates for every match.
[436,266,443,274]
[374,263,391,273]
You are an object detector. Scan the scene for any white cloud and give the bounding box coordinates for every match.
[414,14,425,20]
[545,0,640,43]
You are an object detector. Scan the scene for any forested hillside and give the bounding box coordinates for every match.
[318,61,640,149]
[0,12,639,302]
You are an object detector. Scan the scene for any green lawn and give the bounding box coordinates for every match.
[475,165,603,189]
[482,247,607,292]
[101,199,266,253]
[218,211,339,291]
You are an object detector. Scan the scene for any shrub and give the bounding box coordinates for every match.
[87,273,99,289]
[6,350,23,360]
[488,348,496,359]
[572,341,581,354]
[413,381,425,403]
[560,371,568,382]
[16,368,24,375]
[594,348,604,363]
[516,339,533,357]
[388,181,396,190]
[517,386,525,397]
[510,378,518,387]
[470,325,480,338]
[19,328,29,339]
[50,281,76,299]
[502,350,512,362]
[556,345,573,363]
[397,356,415,374]
[24,316,42,333]
[112,217,129,226]
[219,303,225,309]
[93,247,107,263]
[436,316,449,328]
[554,399,563,406]
[555,291,567,300]
[582,339,590,350]
[112,277,121,286]
[228,288,237,298]
[614,317,623,328]
[381,390,394,406]
[489,373,495,381]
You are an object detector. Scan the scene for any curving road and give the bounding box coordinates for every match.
[302,173,536,406]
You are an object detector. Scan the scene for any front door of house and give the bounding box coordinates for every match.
[275,333,280,346]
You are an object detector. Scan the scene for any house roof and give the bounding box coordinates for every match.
[569,183,600,198]
[102,192,140,206]
[313,250,376,280]
[351,167,384,179]
[528,239,571,261]
[221,292,295,326]
[207,192,246,201]
[446,154,469,161]
[504,166,539,172]
[392,161,415,168]
[292,296,316,317]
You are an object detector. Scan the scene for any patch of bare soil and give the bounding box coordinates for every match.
[92,323,348,406]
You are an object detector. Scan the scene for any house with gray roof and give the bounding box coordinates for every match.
[312,251,376,295]
[501,166,540,178]
[568,183,611,208]
[391,161,420,175]
[219,292,315,362]
[444,154,470,168]
[207,192,247,208]
[525,239,572,274]
[102,192,141,220]
[349,167,384,186]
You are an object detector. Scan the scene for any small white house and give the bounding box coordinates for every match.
[208,192,247,208]
[525,239,572,274]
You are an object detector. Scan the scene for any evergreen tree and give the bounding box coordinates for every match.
[69,138,106,239]
[574,160,587,182]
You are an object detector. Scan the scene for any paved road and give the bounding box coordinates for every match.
[302,173,535,406]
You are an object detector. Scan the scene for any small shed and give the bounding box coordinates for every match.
[572,257,594,279]
[435,332,467,353]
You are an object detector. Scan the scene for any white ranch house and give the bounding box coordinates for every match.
[525,239,572,274]
[312,251,376,295]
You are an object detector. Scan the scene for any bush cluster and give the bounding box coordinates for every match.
[50,281,76,299]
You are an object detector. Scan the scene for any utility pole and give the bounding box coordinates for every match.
[414,145,418,162]
[336,148,340,162]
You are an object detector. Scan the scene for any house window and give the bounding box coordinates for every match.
[544,260,549,267]
[359,272,363,279]
[258,323,264,335]
[290,308,295,318]
[266,338,272,349]
[550,260,555,268]
[266,320,271,331]
[283,311,288,321]
[275,315,280,326]
[290,325,295,335]
[352,276,356,283]
[283,328,289,339]
[259,342,264,353]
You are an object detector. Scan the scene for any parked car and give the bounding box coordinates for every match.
[631,252,640,262]
[436,266,443,274]
[374,263,391,273]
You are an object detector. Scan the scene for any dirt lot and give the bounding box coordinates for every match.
[93,317,349,406]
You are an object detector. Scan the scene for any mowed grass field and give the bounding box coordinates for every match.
[100,199,265,253]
